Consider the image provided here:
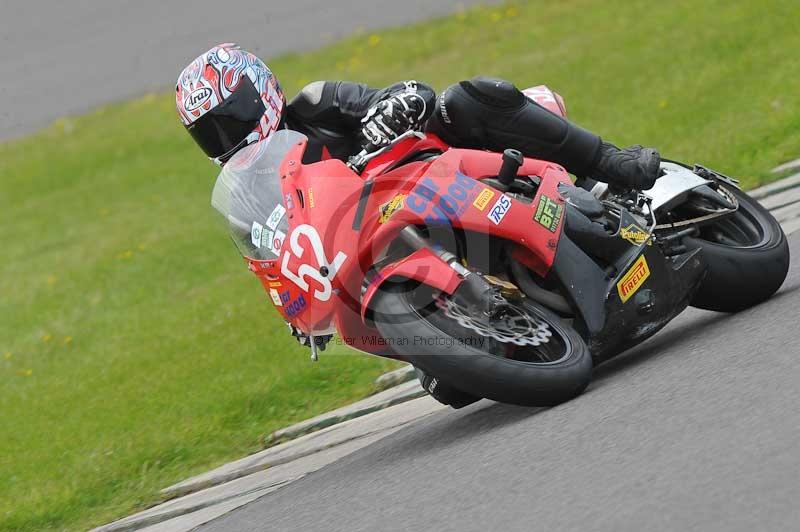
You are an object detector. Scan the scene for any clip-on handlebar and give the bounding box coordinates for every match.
[347,130,427,174]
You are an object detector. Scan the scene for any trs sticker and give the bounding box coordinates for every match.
[472,188,495,211]
[619,224,652,246]
[533,195,563,232]
[617,255,651,303]
[269,288,283,306]
[379,194,406,224]
[266,204,286,230]
[280,291,307,317]
[263,229,286,256]
[406,172,478,225]
[487,195,512,225]
[280,224,347,302]
[268,281,283,288]
[308,188,316,208]
[251,221,264,248]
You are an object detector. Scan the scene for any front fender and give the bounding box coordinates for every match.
[360,247,463,322]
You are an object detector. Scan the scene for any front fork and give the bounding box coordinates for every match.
[398,226,507,317]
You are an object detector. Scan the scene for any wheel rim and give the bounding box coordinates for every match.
[405,287,573,366]
[695,186,768,248]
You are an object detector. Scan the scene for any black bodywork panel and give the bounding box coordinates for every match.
[552,205,707,362]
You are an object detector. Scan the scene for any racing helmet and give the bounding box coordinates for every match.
[176,43,285,165]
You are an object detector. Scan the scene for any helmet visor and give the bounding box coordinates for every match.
[186,77,266,159]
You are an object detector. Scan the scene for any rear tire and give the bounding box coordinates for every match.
[687,185,790,312]
[371,284,592,407]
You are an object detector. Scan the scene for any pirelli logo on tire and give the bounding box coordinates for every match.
[617,255,651,303]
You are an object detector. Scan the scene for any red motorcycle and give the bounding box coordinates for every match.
[212,86,789,407]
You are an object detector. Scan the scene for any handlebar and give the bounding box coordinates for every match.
[346,130,426,174]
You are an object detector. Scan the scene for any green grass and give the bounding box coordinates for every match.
[1,0,799,529]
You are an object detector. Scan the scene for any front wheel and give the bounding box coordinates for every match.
[371,283,593,407]
[685,184,790,312]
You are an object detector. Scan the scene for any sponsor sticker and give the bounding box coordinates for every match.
[284,193,295,210]
[266,204,286,230]
[487,194,512,225]
[251,221,264,248]
[268,281,283,288]
[619,224,652,246]
[308,188,316,208]
[262,229,286,256]
[617,255,651,303]
[280,291,307,317]
[379,194,406,224]
[406,172,479,225]
[533,195,563,232]
[472,188,496,211]
[269,288,283,306]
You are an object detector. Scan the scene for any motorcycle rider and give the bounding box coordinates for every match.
[177,43,661,407]
[177,43,660,186]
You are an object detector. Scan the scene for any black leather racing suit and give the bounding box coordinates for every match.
[284,77,604,177]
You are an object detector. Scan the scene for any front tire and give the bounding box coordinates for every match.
[371,284,593,407]
[687,184,790,312]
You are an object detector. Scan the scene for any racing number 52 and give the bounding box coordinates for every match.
[280,224,347,302]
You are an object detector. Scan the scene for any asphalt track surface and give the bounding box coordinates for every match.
[0,0,490,141]
[200,234,799,532]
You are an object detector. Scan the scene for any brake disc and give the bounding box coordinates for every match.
[435,295,552,347]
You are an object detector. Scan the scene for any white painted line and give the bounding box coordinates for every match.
[770,201,800,223]
[771,158,800,174]
[163,389,435,498]
[94,399,445,532]
[759,186,800,210]
[749,172,800,199]
[780,216,800,236]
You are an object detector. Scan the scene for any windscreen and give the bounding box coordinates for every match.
[211,129,307,259]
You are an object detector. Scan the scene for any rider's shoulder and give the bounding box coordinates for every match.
[291,81,328,106]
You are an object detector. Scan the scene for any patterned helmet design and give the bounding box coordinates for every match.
[176,43,285,165]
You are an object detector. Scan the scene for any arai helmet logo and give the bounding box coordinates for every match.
[184,87,212,111]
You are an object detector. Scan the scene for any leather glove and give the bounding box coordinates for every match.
[360,92,427,150]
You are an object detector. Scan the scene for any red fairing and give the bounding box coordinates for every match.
[360,248,462,322]
[244,132,572,356]
[360,134,450,176]
[362,146,570,277]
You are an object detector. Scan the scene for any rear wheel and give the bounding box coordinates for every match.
[371,282,592,407]
[685,184,790,312]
